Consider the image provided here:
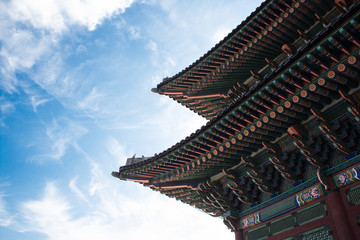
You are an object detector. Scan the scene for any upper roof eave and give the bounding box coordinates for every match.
[154,0,271,90]
[119,6,359,173]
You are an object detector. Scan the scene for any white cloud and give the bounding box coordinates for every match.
[30,95,50,112]
[112,17,126,30]
[7,0,135,33]
[0,193,14,227]
[31,118,88,162]
[0,0,136,96]
[14,159,233,240]
[0,99,15,115]
[19,182,75,236]
[164,55,176,67]
[106,137,128,166]
[149,96,207,141]
[69,177,89,203]
[213,27,231,43]
[129,25,141,39]
[0,23,53,93]
[77,87,103,113]
[1,29,51,71]
[46,119,88,159]
[0,97,16,127]
[146,40,158,52]
[76,45,87,54]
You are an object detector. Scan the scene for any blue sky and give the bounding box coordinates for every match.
[0,1,263,239]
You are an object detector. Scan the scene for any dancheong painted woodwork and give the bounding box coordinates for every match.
[113,0,360,239]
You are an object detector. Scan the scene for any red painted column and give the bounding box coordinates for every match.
[234,219,245,240]
[234,230,245,240]
[325,190,355,240]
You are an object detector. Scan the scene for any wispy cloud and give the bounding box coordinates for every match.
[0,97,15,114]
[0,0,136,108]
[0,19,53,93]
[128,25,141,39]
[0,196,13,227]
[19,182,73,235]
[77,87,103,114]
[0,97,15,127]
[13,159,232,240]
[106,137,128,166]
[69,177,89,203]
[30,118,88,162]
[30,95,50,113]
[212,27,232,43]
[146,40,158,53]
[7,0,135,33]
[0,184,14,227]
[146,96,207,143]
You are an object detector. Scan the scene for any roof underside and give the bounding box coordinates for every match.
[153,0,333,120]
[120,0,347,183]
[114,0,360,223]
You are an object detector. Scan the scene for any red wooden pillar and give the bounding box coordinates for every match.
[234,230,245,240]
[234,219,245,240]
[325,190,355,240]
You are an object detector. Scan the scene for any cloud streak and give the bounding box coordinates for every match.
[0,192,14,227]
[29,118,88,162]
[106,137,128,166]
[69,177,89,203]
[0,97,15,127]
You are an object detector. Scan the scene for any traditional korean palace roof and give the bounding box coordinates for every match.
[113,0,360,233]
[152,0,344,120]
